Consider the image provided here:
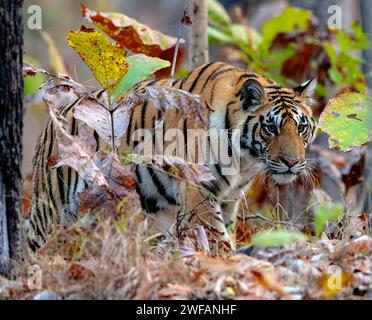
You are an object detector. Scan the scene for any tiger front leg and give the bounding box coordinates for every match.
[175,182,235,257]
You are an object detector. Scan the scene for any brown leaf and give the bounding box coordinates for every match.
[81,4,183,57]
[122,86,209,126]
[73,95,130,147]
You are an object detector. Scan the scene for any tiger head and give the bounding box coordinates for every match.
[235,76,318,185]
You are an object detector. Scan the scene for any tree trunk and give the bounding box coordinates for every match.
[0,0,23,276]
[188,0,209,69]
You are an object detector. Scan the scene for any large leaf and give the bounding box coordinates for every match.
[66,26,128,96]
[207,0,231,29]
[81,4,180,57]
[114,54,170,97]
[252,230,308,248]
[72,95,129,148]
[261,6,311,49]
[318,93,372,151]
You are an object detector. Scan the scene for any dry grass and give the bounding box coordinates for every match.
[1,192,371,300]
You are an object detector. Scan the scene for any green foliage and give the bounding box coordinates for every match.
[324,22,368,93]
[314,201,343,237]
[207,1,368,91]
[260,6,310,50]
[114,54,170,98]
[208,0,231,29]
[207,1,312,80]
[319,93,372,150]
[252,230,308,248]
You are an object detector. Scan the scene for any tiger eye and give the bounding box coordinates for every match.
[267,124,276,133]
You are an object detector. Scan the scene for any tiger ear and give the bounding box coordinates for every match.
[294,78,317,100]
[240,79,265,112]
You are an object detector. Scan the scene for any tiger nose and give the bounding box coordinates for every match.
[280,157,299,168]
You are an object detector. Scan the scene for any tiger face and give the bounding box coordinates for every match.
[239,78,318,185]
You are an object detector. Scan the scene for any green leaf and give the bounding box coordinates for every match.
[335,32,351,53]
[261,6,311,49]
[323,42,337,65]
[207,26,233,44]
[208,0,231,29]
[328,67,343,85]
[314,202,343,237]
[23,55,45,97]
[252,230,308,248]
[114,54,170,98]
[350,21,369,50]
[319,93,372,150]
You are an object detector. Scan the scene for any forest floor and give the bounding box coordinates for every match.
[0,211,371,300]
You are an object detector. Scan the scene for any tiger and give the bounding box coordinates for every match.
[27,61,318,254]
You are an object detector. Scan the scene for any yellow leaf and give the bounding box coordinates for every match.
[67,26,128,96]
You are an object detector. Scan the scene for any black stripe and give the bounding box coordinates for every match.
[152,115,156,146]
[141,99,148,128]
[209,67,236,82]
[200,64,225,91]
[188,62,214,93]
[214,164,230,186]
[146,79,160,87]
[179,67,197,90]
[202,66,235,91]
[265,85,282,89]
[96,89,106,99]
[183,118,188,157]
[126,109,134,146]
[201,180,220,195]
[179,78,187,90]
[93,131,100,151]
[30,214,44,239]
[243,115,255,136]
[172,78,182,87]
[56,167,65,207]
[147,167,179,205]
[237,73,258,83]
[46,124,57,217]
[225,109,232,157]
[133,124,139,149]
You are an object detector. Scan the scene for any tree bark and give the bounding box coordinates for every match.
[188,0,209,69]
[0,0,23,276]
